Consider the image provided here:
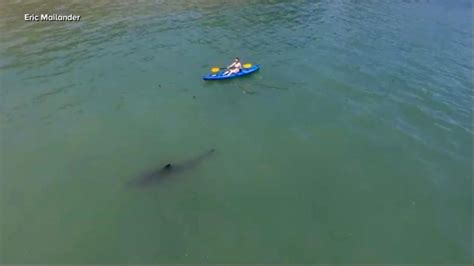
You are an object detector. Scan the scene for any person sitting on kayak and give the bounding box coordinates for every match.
[223,57,242,76]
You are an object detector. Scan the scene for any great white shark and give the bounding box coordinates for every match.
[127,148,216,187]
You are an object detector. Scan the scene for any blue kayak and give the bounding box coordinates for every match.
[203,65,260,80]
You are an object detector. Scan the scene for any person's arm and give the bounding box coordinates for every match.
[227,62,236,69]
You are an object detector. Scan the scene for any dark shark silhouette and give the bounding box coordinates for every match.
[128,148,216,187]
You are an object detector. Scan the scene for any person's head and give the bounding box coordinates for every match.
[234,57,240,62]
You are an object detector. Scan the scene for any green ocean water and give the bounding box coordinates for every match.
[0,0,472,263]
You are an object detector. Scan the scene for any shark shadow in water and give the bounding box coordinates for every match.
[127,148,216,187]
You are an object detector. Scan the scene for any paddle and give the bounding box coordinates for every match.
[211,63,252,73]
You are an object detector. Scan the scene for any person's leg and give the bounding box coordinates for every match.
[228,69,238,75]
